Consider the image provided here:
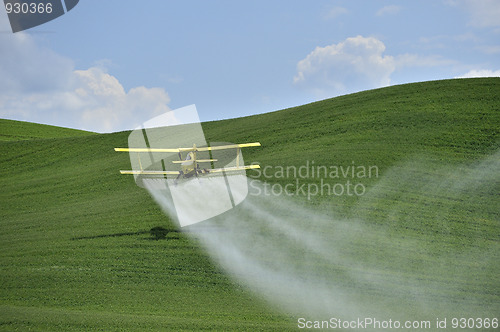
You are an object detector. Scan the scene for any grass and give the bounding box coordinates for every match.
[1,78,499,330]
[0,119,95,142]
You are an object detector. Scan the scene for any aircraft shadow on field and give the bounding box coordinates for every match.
[70,224,230,241]
[71,226,181,241]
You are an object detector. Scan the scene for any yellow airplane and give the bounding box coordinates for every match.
[114,142,261,181]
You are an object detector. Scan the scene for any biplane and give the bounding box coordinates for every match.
[114,142,261,182]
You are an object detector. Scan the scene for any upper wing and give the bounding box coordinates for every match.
[196,142,261,152]
[114,142,261,153]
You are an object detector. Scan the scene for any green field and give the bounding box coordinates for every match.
[1,78,499,330]
[0,119,96,142]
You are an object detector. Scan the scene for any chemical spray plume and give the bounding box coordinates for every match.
[144,150,499,322]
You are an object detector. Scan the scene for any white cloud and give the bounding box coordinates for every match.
[70,67,171,132]
[455,69,500,78]
[293,36,459,97]
[376,5,401,17]
[0,23,171,133]
[293,36,395,97]
[0,31,73,94]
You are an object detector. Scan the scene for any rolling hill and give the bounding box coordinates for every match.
[0,119,95,142]
[1,78,499,330]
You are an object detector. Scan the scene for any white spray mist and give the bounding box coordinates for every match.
[144,150,500,323]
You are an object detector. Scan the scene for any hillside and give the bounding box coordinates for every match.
[0,78,499,330]
[0,119,95,141]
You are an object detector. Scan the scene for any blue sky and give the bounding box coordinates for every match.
[1,0,499,132]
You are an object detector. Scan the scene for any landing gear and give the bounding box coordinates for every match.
[174,164,211,186]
